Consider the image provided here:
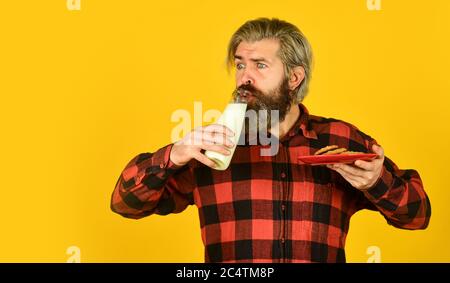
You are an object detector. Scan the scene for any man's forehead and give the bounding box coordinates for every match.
[234,39,280,61]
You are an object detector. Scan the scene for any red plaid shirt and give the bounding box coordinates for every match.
[111,103,431,263]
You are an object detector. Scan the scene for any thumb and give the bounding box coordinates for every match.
[372,144,384,158]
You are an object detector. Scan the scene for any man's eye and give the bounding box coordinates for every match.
[257,63,267,69]
[236,63,245,70]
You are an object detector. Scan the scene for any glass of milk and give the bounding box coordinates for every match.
[205,94,247,170]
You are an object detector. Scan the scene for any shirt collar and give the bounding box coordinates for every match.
[282,103,318,141]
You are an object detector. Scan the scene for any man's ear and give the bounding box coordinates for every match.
[288,66,305,90]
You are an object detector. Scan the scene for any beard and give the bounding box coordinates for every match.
[233,77,295,141]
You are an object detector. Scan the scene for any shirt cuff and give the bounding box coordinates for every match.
[151,143,185,171]
[362,165,394,201]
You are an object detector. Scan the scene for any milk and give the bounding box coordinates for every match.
[205,102,247,170]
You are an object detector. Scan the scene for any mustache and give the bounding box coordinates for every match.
[236,84,264,99]
[237,83,258,93]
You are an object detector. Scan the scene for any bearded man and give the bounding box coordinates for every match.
[111,18,430,263]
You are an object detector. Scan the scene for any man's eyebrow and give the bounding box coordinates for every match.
[234,55,271,63]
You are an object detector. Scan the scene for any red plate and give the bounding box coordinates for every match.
[298,153,378,165]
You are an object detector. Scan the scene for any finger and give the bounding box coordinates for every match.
[200,144,231,156]
[204,124,235,137]
[372,144,384,159]
[191,133,234,148]
[353,159,375,171]
[192,151,217,168]
[327,164,360,179]
[333,167,366,187]
[189,130,233,147]
[200,131,234,148]
[332,163,366,177]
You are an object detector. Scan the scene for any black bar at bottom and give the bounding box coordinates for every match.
[0,263,448,281]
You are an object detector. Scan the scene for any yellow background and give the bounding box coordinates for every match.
[0,0,449,262]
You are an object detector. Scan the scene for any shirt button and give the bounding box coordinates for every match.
[281,238,285,243]
[137,172,145,182]
[281,172,286,179]
[159,163,165,169]
[281,204,286,211]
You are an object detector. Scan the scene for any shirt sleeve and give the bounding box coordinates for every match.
[355,131,431,230]
[110,144,197,219]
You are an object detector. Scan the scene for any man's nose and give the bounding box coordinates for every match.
[239,70,254,86]
[240,80,252,87]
